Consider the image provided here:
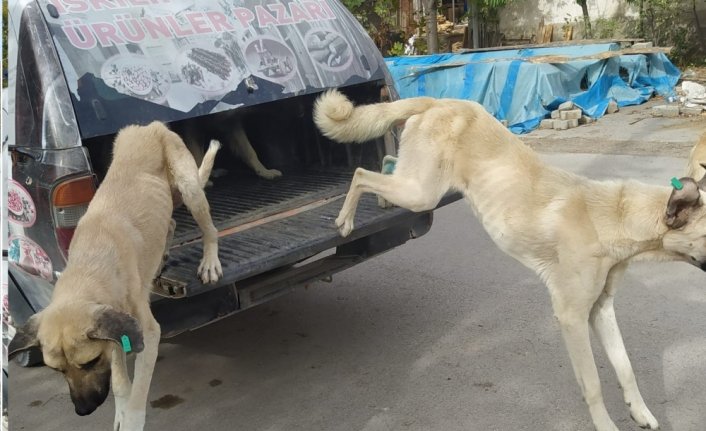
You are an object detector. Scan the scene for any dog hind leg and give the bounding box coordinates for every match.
[230,121,282,180]
[589,264,659,429]
[377,155,398,209]
[336,167,446,237]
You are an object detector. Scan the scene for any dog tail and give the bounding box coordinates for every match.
[198,140,221,188]
[686,132,706,180]
[313,89,436,143]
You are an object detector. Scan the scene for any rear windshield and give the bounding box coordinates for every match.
[38,0,386,138]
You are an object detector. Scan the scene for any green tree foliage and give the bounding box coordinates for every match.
[340,0,402,55]
[624,0,705,66]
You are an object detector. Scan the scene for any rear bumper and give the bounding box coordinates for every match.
[154,192,461,337]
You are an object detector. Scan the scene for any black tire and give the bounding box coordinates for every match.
[15,346,43,367]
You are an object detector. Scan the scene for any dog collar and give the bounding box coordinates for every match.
[671,177,683,190]
[121,335,132,353]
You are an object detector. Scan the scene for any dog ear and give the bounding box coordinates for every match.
[698,164,706,190]
[666,177,702,229]
[87,306,145,353]
[8,314,42,359]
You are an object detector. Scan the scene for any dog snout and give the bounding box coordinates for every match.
[71,387,110,416]
[67,370,111,416]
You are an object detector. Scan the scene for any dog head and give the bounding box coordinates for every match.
[8,303,144,416]
[663,165,706,271]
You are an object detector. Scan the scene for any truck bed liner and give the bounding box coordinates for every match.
[171,168,354,244]
[159,192,436,298]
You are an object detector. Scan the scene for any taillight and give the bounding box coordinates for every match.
[51,176,96,258]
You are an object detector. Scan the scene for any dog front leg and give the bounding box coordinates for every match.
[111,346,132,431]
[590,266,659,429]
[548,269,620,431]
[121,312,160,431]
[556,309,619,431]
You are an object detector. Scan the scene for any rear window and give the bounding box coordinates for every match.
[38,0,386,138]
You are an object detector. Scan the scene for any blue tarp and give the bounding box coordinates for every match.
[385,43,681,134]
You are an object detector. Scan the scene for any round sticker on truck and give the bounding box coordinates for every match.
[7,180,37,227]
[304,29,352,71]
[8,236,54,282]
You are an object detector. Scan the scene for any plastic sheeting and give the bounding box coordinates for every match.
[385,43,681,134]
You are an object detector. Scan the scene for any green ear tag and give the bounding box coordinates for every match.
[121,335,132,353]
[671,177,683,190]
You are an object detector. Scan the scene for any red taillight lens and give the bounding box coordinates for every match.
[51,176,96,258]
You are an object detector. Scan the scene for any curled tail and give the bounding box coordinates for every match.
[686,132,706,180]
[313,89,436,143]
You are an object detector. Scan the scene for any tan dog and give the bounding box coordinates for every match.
[9,122,223,431]
[178,114,282,181]
[314,90,706,431]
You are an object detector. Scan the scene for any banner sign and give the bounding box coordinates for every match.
[38,0,386,138]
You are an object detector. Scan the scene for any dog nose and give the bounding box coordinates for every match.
[75,403,98,416]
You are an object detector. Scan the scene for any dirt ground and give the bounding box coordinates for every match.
[522,96,706,157]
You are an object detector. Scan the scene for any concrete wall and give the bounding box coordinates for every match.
[497,0,639,41]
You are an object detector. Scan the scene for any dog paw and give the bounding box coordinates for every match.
[259,169,282,180]
[115,409,145,431]
[335,215,354,237]
[198,256,223,284]
[630,406,659,429]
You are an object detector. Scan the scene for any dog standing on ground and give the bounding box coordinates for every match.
[9,122,223,431]
[314,90,706,431]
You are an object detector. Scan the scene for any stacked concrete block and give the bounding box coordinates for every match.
[651,105,680,117]
[553,119,570,130]
[606,100,619,114]
[680,105,704,116]
[542,101,589,131]
[560,109,582,120]
[540,119,554,129]
[579,115,594,125]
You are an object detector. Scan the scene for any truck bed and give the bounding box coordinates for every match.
[171,168,353,244]
[159,168,461,298]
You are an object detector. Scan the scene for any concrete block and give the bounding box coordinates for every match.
[560,109,582,120]
[632,41,653,49]
[606,100,619,114]
[550,110,561,119]
[568,119,579,128]
[652,105,680,117]
[680,105,704,116]
[553,119,570,130]
[558,101,574,111]
[578,115,594,125]
[500,119,509,127]
[540,119,554,129]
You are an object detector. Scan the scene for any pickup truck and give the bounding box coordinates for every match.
[4,0,458,366]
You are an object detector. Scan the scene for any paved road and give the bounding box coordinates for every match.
[8,152,706,431]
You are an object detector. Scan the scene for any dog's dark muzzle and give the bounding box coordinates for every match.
[68,370,111,416]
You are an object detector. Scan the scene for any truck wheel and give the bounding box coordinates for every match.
[15,347,43,367]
